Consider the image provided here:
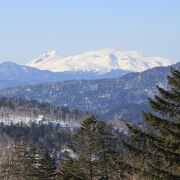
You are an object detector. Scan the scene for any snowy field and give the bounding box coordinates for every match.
[0,114,80,129]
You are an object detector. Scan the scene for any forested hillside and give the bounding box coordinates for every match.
[0,96,88,125]
[1,63,179,122]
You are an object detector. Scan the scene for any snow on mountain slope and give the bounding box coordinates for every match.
[27,48,173,73]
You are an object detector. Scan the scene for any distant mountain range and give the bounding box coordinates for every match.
[1,62,179,122]
[0,61,128,89]
[0,49,178,122]
[0,49,176,89]
[27,48,173,73]
[0,49,173,89]
[0,61,61,89]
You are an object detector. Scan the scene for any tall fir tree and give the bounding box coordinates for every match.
[123,67,180,179]
[95,120,132,179]
[0,147,14,180]
[0,140,40,180]
[60,116,98,180]
[26,146,41,179]
[60,115,130,180]
[38,150,57,180]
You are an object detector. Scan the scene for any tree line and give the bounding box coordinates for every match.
[0,96,88,123]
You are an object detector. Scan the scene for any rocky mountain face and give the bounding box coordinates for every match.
[1,62,179,122]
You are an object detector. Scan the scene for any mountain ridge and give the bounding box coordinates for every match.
[0,61,130,89]
[27,48,174,73]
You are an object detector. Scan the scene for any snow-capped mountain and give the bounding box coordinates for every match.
[27,48,173,73]
[0,49,176,90]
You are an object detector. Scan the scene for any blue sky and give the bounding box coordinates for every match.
[0,0,180,64]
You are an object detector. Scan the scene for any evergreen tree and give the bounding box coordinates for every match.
[0,149,13,180]
[26,146,41,179]
[38,150,57,180]
[10,141,32,179]
[60,116,100,179]
[123,67,180,179]
[0,141,40,180]
[60,115,128,180]
[95,120,130,179]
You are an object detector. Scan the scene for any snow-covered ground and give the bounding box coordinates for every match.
[0,114,35,125]
[0,114,80,129]
[42,119,80,129]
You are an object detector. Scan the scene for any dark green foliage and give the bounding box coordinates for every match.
[0,96,87,122]
[0,142,58,180]
[60,115,128,180]
[123,67,180,179]
[0,140,40,180]
[38,150,57,180]
[63,116,98,180]
[0,122,71,157]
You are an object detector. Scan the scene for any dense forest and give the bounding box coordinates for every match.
[0,67,179,179]
[0,96,88,125]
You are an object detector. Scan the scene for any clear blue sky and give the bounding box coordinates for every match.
[0,0,180,64]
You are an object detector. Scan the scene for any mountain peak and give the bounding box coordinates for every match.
[1,61,17,65]
[27,50,61,67]
[27,48,174,73]
[0,61,20,67]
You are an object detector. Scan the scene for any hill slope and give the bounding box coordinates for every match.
[0,61,63,89]
[0,62,179,122]
[0,96,87,125]
[0,61,128,89]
